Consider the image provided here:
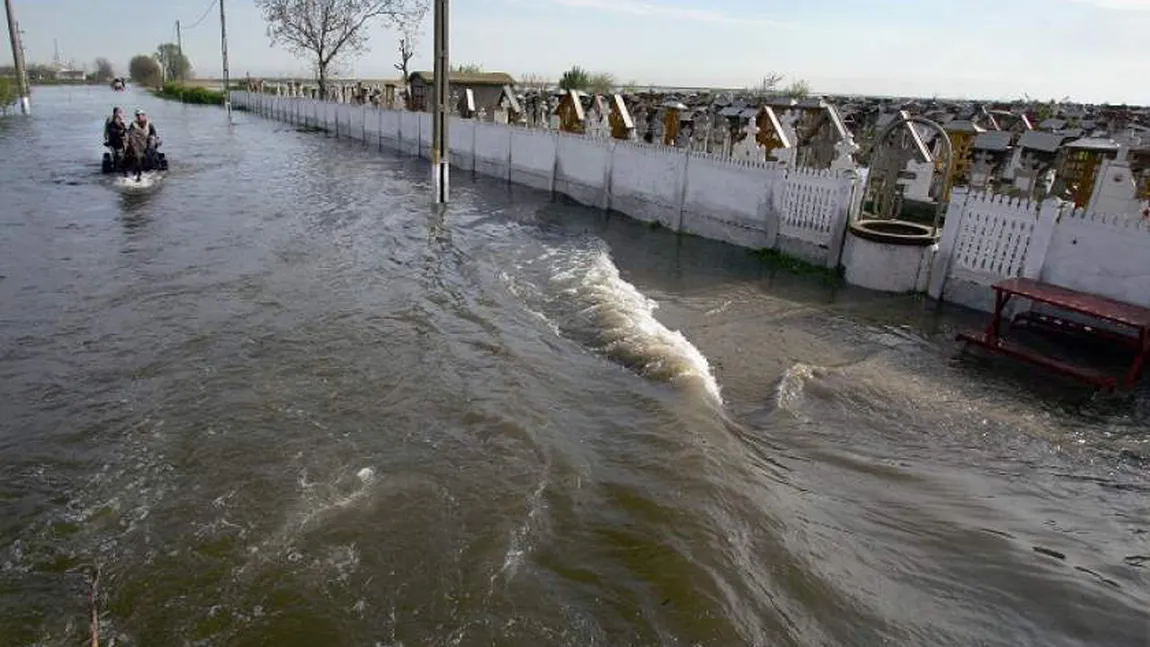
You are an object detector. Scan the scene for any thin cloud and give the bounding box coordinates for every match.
[1065,0,1150,8]
[548,0,796,27]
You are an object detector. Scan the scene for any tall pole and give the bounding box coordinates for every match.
[176,20,183,81]
[4,0,30,114]
[219,0,232,122]
[431,0,449,203]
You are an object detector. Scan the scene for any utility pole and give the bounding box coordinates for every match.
[219,0,232,122]
[4,0,30,114]
[176,20,183,81]
[431,0,449,203]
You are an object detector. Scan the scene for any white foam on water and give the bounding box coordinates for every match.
[531,243,724,407]
[112,171,164,191]
[775,363,816,409]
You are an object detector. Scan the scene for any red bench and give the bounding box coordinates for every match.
[956,277,1150,389]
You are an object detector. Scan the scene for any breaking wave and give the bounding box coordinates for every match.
[512,240,723,407]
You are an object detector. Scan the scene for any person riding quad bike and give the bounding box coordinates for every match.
[103,107,128,170]
[124,108,162,180]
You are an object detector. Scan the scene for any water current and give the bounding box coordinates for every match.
[0,86,1147,646]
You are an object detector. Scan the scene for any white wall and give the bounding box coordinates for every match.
[1042,209,1150,306]
[231,91,859,267]
[930,187,1150,312]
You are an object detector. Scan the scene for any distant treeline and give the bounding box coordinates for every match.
[0,64,114,85]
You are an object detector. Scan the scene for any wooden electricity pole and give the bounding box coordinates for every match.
[431,0,449,203]
[4,0,31,114]
[176,20,183,81]
[219,0,232,122]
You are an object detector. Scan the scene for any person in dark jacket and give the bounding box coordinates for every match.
[104,107,128,168]
[124,108,161,179]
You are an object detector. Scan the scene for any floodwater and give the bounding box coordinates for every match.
[0,86,1146,647]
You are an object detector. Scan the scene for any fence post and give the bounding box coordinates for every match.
[602,140,616,211]
[928,187,970,299]
[1022,199,1061,280]
[471,119,478,173]
[675,149,690,232]
[762,168,784,249]
[550,133,560,199]
[825,170,857,269]
[506,123,513,183]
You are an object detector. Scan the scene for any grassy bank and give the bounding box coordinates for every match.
[752,247,843,282]
[0,77,16,114]
[153,82,225,105]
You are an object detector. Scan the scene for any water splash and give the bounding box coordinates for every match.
[111,172,163,192]
[519,241,724,407]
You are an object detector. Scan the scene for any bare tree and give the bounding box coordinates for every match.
[254,0,428,99]
[749,72,784,98]
[395,29,416,86]
[518,73,549,93]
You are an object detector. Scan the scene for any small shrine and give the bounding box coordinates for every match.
[943,120,985,190]
[786,99,854,170]
[457,89,477,119]
[383,84,397,110]
[608,94,635,141]
[493,85,523,125]
[662,101,688,146]
[753,105,792,162]
[1005,131,1073,198]
[968,131,1013,190]
[1130,144,1150,199]
[1055,137,1120,207]
[554,89,586,134]
[584,95,612,138]
[730,119,767,163]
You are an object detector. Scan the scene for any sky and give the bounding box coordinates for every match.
[2,0,1149,104]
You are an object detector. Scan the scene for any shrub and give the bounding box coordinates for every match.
[154,82,225,105]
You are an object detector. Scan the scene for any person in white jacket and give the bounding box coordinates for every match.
[124,109,161,179]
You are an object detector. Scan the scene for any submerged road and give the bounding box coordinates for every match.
[0,86,1147,646]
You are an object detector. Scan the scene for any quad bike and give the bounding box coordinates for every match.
[101,145,168,174]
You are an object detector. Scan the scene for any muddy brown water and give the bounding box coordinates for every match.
[0,86,1146,646]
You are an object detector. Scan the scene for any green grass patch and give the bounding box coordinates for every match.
[752,247,842,281]
[153,82,226,106]
[0,77,16,114]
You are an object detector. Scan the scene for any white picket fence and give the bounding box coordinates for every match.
[232,92,860,267]
[931,188,1150,311]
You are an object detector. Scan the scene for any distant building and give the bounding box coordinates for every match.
[407,71,515,114]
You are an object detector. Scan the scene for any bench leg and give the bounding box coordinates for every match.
[986,289,1012,343]
[1123,328,1149,388]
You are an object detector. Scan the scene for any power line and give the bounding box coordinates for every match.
[183,0,218,30]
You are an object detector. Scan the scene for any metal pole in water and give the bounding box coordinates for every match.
[431,0,449,203]
[219,0,232,123]
[4,0,31,114]
[176,20,183,81]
